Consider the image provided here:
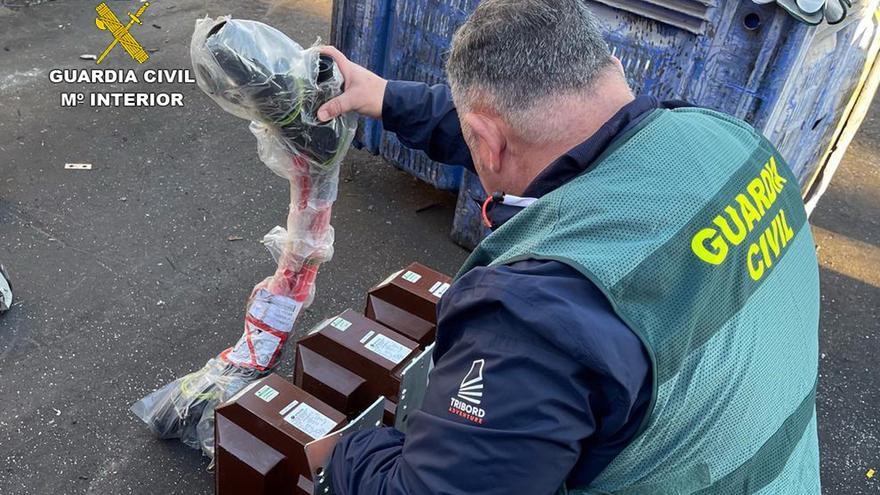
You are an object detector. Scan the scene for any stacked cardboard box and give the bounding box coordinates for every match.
[217,263,450,494]
[365,262,451,347]
[215,374,346,495]
[294,309,419,422]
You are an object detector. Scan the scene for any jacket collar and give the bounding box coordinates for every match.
[483,95,689,229]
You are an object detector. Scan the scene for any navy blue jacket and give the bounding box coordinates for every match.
[330,82,677,494]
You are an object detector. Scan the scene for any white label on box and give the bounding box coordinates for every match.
[365,334,411,365]
[429,282,450,298]
[255,385,279,402]
[401,270,422,283]
[279,400,300,416]
[330,317,352,331]
[283,403,337,440]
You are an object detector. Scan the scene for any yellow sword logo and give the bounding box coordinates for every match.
[94,2,150,65]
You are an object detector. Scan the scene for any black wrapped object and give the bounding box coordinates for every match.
[130,17,355,463]
[191,17,355,172]
[131,358,260,453]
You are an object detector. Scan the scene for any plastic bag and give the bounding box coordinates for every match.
[132,16,355,461]
[191,16,353,327]
[191,16,355,176]
[131,358,260,450]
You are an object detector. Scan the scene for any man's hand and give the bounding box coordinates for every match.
[317,46,388,122]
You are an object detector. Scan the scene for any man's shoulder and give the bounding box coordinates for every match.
[447,258,608,310]
[441,259,646,368]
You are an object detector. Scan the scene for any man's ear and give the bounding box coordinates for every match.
[463,112,506,174]
[611,56,626,77]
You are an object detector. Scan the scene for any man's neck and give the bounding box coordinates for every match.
[511,78,635,195]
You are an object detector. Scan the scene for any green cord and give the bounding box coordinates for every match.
[275,76,305,127]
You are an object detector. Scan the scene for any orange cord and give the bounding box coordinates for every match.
[481,195,494,228]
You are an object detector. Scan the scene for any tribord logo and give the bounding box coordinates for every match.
[448,359,487,424]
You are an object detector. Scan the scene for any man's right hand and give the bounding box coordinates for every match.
[317,46,388,122]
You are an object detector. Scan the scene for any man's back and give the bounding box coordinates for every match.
[460,107,821,493]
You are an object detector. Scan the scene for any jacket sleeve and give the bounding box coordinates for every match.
[329,308,595,494]
[328,261,652,495]
[381,81,475,171]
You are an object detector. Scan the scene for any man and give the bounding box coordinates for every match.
[319,1,821,493]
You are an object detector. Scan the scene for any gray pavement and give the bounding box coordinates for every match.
[812,103,880,493]
[0,1,877,494]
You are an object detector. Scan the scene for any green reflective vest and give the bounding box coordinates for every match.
[456,108,821,494]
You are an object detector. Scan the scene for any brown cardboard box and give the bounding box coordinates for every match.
[383,398,397,426]
[293,345,367,418]
[365,262,451,346]
[296,309,419,406]
[215,374,346,495]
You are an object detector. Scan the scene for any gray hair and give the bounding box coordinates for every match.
[447,0,614,141]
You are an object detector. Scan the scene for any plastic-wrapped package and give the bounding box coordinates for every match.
[193,17,354,175]
[130,358,260,450]
[131,16,355,460]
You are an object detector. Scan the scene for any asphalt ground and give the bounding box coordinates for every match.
[0,1,877,494]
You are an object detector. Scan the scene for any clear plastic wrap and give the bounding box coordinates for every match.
[192,17,355,176]
[130,358,260,451]
[132,16,355,461]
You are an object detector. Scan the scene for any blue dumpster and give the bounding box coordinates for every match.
[332,0,880,248]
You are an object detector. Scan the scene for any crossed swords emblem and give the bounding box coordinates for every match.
[94,2,150,64]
